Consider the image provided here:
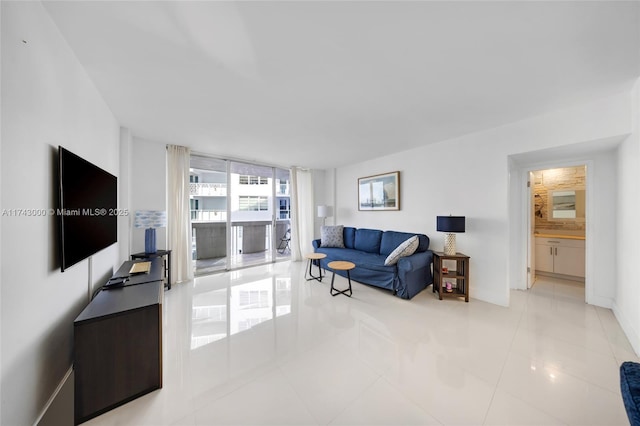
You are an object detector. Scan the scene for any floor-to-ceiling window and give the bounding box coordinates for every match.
[190,154,291,275]
[190,155,228,274]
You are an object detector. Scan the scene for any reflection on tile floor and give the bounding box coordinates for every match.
[84,262,637,425]
[195,250,291,275]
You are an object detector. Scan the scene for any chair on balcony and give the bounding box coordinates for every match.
[277,228,291,254]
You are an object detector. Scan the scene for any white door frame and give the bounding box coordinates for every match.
[527,171,535,289]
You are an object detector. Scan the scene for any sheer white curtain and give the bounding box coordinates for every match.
[290,167,315,261]
[167,145,194,283]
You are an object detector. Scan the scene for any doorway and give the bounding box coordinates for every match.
[527,166,587,293]
[509,140,621,309]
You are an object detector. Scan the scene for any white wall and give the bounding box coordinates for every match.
[312,169,326,238]
[119,127,133,261]
[322,168,336,227]
[614,78,640,355]
[0,2,120,425]
[334,92,632,307]
[130,137,167,254]
[0,1,4,422]
[0,1,4,423]
[584,150,618,306]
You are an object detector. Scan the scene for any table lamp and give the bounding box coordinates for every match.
[317,205,333,226]
[436,215,465,255]
[134,210,167,254]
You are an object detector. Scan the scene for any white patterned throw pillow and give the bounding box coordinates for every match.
[384,235,419,266]
[320,225,345,248]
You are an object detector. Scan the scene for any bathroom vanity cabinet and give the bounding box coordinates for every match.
[535,236,585,279]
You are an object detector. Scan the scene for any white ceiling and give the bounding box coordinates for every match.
[43,1,640,170]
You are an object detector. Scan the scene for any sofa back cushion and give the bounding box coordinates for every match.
[343,227,357,249]
[354,228,383,254]
[380,231,430,255]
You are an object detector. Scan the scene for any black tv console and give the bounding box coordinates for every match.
[73,259,163,424]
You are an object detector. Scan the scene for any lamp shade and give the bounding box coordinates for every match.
[317,205,333,218]
[436,216,465,233]
[134,210,167,229]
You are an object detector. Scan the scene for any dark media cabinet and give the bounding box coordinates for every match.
[74,259,164,425]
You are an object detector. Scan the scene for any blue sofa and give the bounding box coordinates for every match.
[312,227,433,299]
[621,361,640,426]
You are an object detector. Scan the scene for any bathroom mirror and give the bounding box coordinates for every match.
[549,189,585,221]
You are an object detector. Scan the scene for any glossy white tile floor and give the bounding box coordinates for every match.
[84,261,638,425]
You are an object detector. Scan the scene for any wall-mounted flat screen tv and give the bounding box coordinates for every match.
[58,146,117,272]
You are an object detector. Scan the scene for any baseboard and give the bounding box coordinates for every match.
[33,366,73,426]
[588,293,613,309]
[612,301,640,357]
[535,270,585,283]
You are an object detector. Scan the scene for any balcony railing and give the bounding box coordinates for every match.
[276,183,290,196]
[191,210,227,222]
[190,182,227,197]
[192,220,290,262]
[191,182,290,197]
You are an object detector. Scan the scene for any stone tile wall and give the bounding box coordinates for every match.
[533,166,586,232]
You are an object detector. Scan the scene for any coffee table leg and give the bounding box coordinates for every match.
[305,259,323,282]
[330,270,352,298]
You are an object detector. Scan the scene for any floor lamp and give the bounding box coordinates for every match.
[317,205,333,226]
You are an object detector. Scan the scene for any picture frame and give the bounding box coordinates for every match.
[358,171,400,211]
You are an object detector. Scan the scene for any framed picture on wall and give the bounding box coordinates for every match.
[358,171,400,211]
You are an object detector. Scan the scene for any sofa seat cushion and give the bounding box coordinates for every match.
[315,247,395,273]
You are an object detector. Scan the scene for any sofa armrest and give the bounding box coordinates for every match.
[397,250,433,272]
[312,239,321,250]
[395,250,434,299]
[621,361,640,426]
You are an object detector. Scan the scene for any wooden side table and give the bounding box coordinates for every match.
[131,249,172,290]
[305,253,326,282]
[328,260,355,297]
[433,251,470,302]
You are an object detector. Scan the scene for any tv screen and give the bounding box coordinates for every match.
[58,146,117,272]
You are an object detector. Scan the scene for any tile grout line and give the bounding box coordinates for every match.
[324,375,382,426]
[486,280,612,425]
[481,286,571,426]
[480,291,527,425]
[594,304,625,363]
[274,363,322,426]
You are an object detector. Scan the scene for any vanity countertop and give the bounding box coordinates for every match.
[535,233,585,240]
